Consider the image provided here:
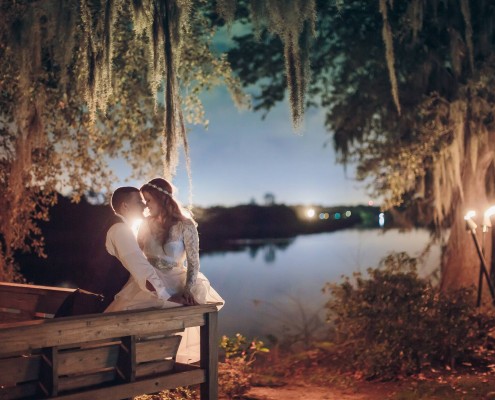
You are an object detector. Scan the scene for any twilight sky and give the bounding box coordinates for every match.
[111,85,370,208]
[110,25,370,208]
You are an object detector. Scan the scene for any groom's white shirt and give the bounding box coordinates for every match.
[105,219,170,300]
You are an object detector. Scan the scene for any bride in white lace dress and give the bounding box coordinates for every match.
[138,178,224,363]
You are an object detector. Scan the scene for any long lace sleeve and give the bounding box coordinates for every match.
[182,220,200,291]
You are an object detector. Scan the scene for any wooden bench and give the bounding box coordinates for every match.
[0,283,218,400]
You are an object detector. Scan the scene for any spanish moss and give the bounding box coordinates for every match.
[379,0,401,115]
[249,0,316,130]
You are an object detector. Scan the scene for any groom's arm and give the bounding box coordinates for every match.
[106,223,169,297]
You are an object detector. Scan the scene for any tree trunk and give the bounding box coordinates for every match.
[441,151,494,299]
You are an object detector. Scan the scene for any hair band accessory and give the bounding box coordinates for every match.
[145,182,172,196]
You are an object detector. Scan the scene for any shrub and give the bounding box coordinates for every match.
[324,252,488,380]
[219,333,269,399]
[134,386,198,400]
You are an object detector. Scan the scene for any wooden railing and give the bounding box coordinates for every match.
[0,283,218,400]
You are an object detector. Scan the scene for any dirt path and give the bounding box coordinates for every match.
[245,385,373,400]
[242,376,495,400]
[239,355,495,400]
[243,377,401,400]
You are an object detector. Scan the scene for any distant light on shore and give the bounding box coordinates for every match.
[379,213,385,227]
[306,208,316,218]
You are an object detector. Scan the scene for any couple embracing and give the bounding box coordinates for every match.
[99,177,224,363]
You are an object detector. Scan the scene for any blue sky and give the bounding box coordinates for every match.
[111,24,370,208]
[112,85,370,208]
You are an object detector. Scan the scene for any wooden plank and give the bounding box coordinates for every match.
[0,305,216,355]
[0,292,39,317]
[58,343,120,375]
[200,311,218,400]
[0,354,41,385]
[116,336,135,383]
[58,338,121,352]
[135,359,175,378]
[39,346,59,397]
[0,381,39,400]
[58,369,116,392]
[0,312,33,324]
[0,283,74,312]
[136,336,181,363]
[0,283,73,315]
[0,304,213,331]
[53,369,205,400]
[137,328,184,340]
[0,282,74,295]
[0,307,22,315]
[173,362,200,372]
[35,293,73,315]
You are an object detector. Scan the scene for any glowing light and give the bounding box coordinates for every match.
[368,200,374,206]
[131,218,143,237]
[464,210,477,231]
[319,213,325,220]
[334,212,341,220]
[379,212,385,227]
[345,211,351,217]
[324,213,330,219]
[306,208,316,218]
[483,205,495,228]
[464,210,476,220]
[485,206,495,218]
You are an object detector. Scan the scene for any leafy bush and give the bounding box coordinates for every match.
[324,252,488,380]
[134,386,197,400]
[219,333,269,399]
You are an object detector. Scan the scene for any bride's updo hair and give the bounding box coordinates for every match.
[140,178,196,245]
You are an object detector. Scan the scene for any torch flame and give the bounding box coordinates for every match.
[464,210,476,221]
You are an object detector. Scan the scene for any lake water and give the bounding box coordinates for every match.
[199,228,440,341]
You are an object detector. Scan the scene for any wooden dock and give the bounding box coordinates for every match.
[0,283,218,399]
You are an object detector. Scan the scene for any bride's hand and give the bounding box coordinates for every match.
[168,293,186,304]
[183,288,199,306]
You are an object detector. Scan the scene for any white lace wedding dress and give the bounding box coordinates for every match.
[137,218,224,363]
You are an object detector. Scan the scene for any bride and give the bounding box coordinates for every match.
[138,178,224,363]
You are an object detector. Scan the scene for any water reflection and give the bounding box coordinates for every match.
[244,240,294,263]
[204,238,295,264]
[199,229,440,341]
[19,227,440,344]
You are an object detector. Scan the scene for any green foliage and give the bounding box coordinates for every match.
[134,387,198,400]
[219,333,269,399]
[324,252,486,380]
[0,0,246,278]
[220,333,269,360]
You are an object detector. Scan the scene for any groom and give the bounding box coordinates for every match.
[86,186,171,311]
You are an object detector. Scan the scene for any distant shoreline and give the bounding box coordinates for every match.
[14,195,387,286]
